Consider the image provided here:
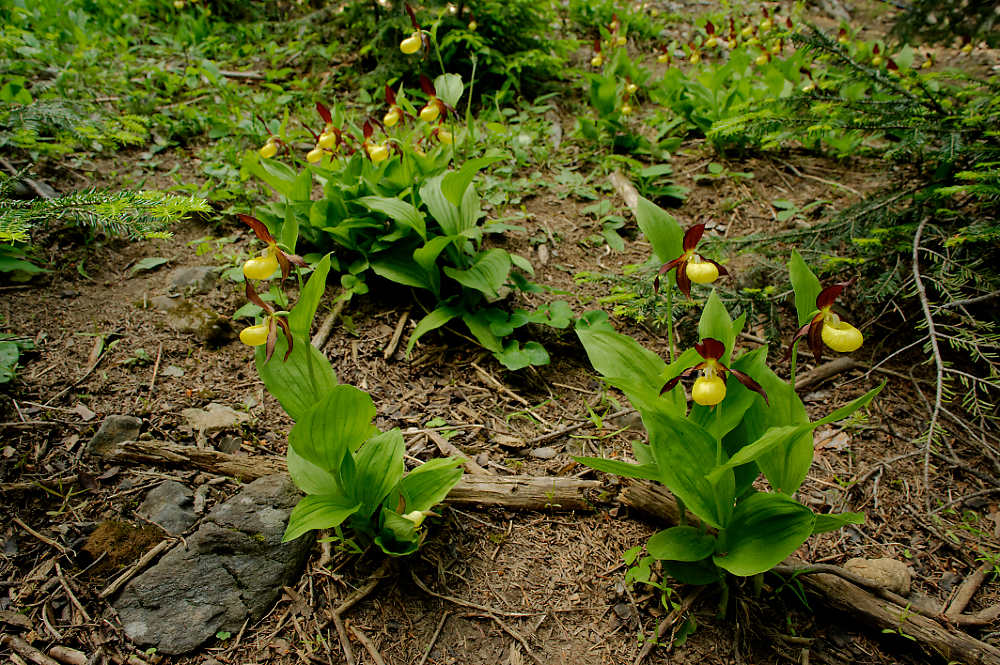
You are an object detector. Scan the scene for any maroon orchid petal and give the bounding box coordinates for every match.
[245,281,274,313]
[238,214,275,244]
[275,250,291,282]
[807,318,824,363]
[405,2,420,29]
[264,316,278,363]
[705,258,729,277]
[284,253,308,268]
[593,38,602,54]
[682,223,706,252]
[785,318,815,360]
[316,102,332,125]
[419,74,435,97]
[660,365,702,395]
[728,367,769,405]
[363,120,374,140]
[676,260,693,298]
[385,85,397,106]
[274,315,293,361]
[815,277,856,309]
[657,255,686,277]
[695,337,726,361]
[705,20,715,35]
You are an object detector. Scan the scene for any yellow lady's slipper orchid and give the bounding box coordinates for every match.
[654,223,728,296]
[400,32,422,54]
[685,255,720,284]
[437,128,453,144]
[367,142,390,162]
[306,147,324,163]
[243,249,279,280]
[661,338,768,407]
[259,140,278,159]
[419,102,440,123]
[239,322,269,347]
[383,107,401,127]
[789,279,865,361]
[591,53,604,67]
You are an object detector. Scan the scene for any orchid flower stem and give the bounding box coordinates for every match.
[665,280,675,364]
[676,496,687,526]
[789,340,798,388]
[751,573,763,598]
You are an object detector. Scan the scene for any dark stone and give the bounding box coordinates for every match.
[114,476,314,654]
[137,481,197,536]
[87,415,142,456]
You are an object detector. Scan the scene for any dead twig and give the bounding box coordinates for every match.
[524,407,635,446]
[1,635,61,665]
[146,341,163,401]
[946,562,993,621]
[47,646,87,665]
[912,216,945,512]
[311,296,347,350]
[634,588,702,665]
[13,516,69,556]
[460,612,544,665]
[100,539,174,599]
[411,569,535,618]
[471,362,531,407]
[416,612,449,665]
[426,430,489,475]
[349,625,387,665]
[55,562,92,623]
[383,309,409,360]
[794,357,862,391]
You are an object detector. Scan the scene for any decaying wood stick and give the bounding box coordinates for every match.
[94,440,600,511]
[946,561,993,621]
[794,357,862,391]
[619,479,1000,665]
[1,635,61,665]
[99,539,175,599]
[425,430,489,476]
[610,170,640,213]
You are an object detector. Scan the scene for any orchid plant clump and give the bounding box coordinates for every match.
[242,18,574,370]
[575,196,882,595]
[235,215,463,556]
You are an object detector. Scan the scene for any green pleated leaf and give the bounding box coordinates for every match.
[714,493,815,577]
[400,458,464,513]
[812,511,865,534]
[443,249,511,299]
[573,457,660,481]
[288,385,377,474]
[647,526,716,562]
[256,334,338,421]
[282,494,360,542]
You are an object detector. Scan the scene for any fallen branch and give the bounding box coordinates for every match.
[619,479,1000,665]
[794,357,862,391]
[93,440,600,511]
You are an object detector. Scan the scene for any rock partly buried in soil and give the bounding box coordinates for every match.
[114,476,313,654]
[137,480,197,536]
[87,415,142,456]
[168,266,221,295]
[844,557,911,595]
[149,295,234,346]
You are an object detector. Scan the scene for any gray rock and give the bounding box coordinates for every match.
[87,415,142,456]
[168,266,221,295]
[114,476,314,654]
[138,481,196,536]
[529,446,558,460]
[150,296,233,347]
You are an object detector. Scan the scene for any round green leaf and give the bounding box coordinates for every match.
[647,526,716,562]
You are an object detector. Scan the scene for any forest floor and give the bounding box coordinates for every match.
[2,2,999,665]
